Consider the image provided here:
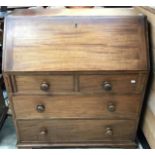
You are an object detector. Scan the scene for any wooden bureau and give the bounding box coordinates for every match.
[2,8,149,148]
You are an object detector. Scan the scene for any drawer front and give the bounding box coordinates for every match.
[17,119,136,142]
[80,74,146,94]
[15,75,74,94]
[13,95,141,119]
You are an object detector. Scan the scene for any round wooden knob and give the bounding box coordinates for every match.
[107,104,116,112]
[105,127,113,136]
[40,128,48,135]
[40,81,49,91]
[36,104,45,113]
[102,81,112,91]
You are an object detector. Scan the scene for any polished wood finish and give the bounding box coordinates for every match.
[17,119,136,142]
[15,75,74,93]
[80,74,146,94]
[3,11,148,72]
[13,95,141,119]
[17,141,137,148]
[12,74,146,94]
[8,8,142,17]
[2,8,149,148]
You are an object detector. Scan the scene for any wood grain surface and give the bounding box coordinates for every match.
[2,8,149,148]
[15,75,74,93]
[3,12,148,72]
[8,8,141,17]
[12,74,146,94]
[12,95,141,119]
[16,141,137,148]
[79,74,146,94]
[17,119,136,142]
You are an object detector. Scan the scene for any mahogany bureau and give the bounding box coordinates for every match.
[2,8,149,148]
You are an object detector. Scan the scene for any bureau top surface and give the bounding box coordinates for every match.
[3,8,149,72]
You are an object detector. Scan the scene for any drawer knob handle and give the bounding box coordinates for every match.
[40,128,48,135]
[105,127,113,136]
[40,81,49,91]
[102,81,112,91]
[107,104,116,112]
[36,104,45,113]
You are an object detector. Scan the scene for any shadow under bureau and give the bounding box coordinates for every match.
[2,8,149,148]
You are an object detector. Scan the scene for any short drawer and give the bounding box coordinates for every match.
[79,74,146,94]
[14,75,74,94]
[13,95,141,119]
[17,119,136,142]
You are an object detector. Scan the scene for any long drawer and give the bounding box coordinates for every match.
[17,119,136,143]
[13,74,146,94]
[13,95,141,119]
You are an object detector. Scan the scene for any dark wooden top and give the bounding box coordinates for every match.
[2,9,149,72]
